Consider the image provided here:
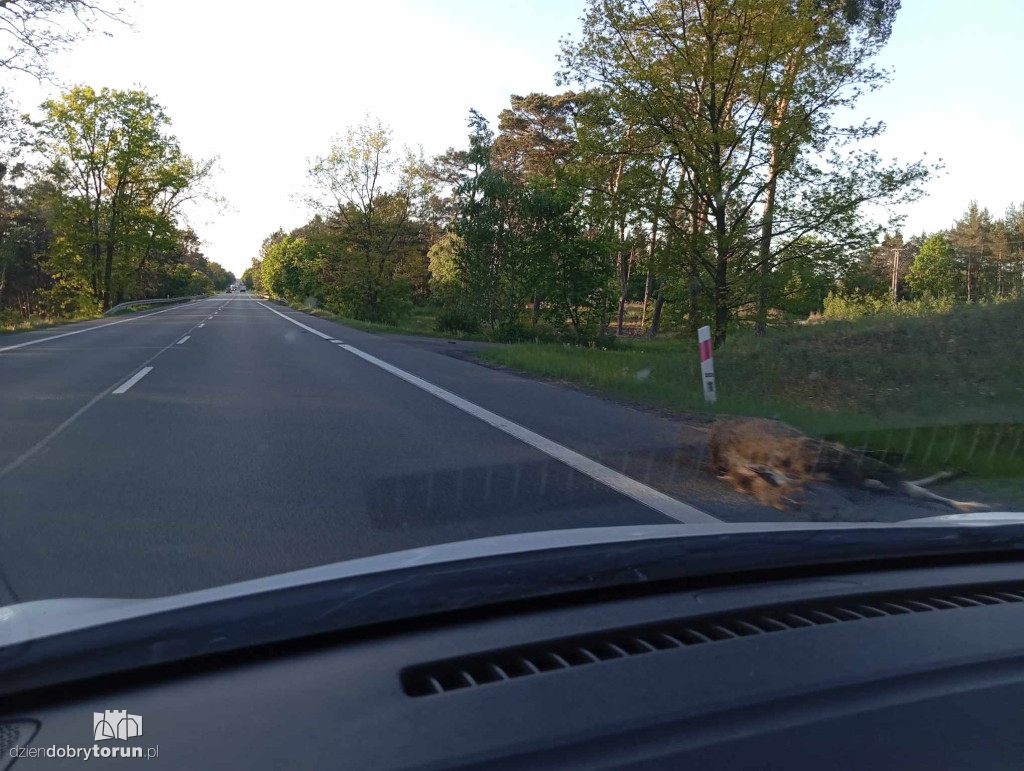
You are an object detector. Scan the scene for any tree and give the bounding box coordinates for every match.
[39,85,213,308]
[448,111,523,333]
[0,2,134,319]
[493,92,578,180]
[433,98,625,340]
[948,201,994,302]
[1001,202,1024,299]
[0,0,126,80]
[202,261,234,292]
[260,235,326,303]
[305,117,427,321]
[427,232,463,305]
[749,0,905,334]
[906,234,957,299]
[559,0,930,345]
[129,148,216,297]
[526,182,615,336]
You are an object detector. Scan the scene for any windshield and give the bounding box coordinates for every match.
[0,0,1022,610]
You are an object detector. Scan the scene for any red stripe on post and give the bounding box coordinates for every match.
[699,339,713,362]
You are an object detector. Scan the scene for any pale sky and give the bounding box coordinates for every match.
[8,0,1023,277]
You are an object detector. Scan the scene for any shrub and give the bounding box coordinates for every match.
[434,306,480,335]
[820,292,955,322]
[495,319,529,343]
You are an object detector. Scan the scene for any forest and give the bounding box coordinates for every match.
[244,0,1021,348]
[8,0,1023,345]
[0,3,233,328]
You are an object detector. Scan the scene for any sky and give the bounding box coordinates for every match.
[7,0,1024,277]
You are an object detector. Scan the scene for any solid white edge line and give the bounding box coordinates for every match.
[0,299,202,354]
[256,301,334,339]
[176,335,190,345]
[338,344,719,524]
[255,299,717,523]
[112,366,154,394]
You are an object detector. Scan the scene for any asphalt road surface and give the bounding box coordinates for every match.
[1,295,943,603]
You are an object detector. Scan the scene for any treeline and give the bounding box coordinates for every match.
[245,0,1000,346]
[847,202,1024,308]
[0,84,231,323]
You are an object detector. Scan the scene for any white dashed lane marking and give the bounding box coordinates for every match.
[112,367,154,395]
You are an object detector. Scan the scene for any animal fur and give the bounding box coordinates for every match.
[708,418,988,513]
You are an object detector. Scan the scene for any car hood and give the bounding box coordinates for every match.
[3,517,1024,696]
[904,511,1024,524]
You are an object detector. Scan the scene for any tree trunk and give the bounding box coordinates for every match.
[135,261,147,298]
[609,137,629,336]
[687,186,706,335]
[640,268,653,328]
[616,247,633,335]
[91,239,101,300]
[135,228,161,298]
[87,203,102,300]
[754,170,779,337]
[713,259,729,348]
[712,206,729,347]
[966,250,973,302]
[649,286,665,337]
[689,263,700,335]
[102,241,115,310]
[754,51,802,336]
[641,162,668,331]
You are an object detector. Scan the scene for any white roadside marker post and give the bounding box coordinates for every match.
[697,325,717,403]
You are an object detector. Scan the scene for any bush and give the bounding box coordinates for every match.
[434,306,481,335]
[820,292,890,320]
[326,279,414,325]
[0,309,21,330]
[495,319,529,343]
[820,292,955,321]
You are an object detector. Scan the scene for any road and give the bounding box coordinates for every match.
[0,295,940,603]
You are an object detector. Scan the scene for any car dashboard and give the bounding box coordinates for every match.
[5,558,1024,769]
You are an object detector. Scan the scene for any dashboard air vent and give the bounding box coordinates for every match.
[401,583,1024,697]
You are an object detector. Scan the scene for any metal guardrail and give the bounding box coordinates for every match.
[103,295,206,316]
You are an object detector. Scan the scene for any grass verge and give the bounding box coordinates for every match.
[269,301,497,341]
[1,296,207,334]
[1,310,102,334]
[478,300,1024,478]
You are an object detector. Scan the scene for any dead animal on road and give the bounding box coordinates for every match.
[708,418,988,512]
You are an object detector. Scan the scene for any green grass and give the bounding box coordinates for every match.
[1,295,208,334]
[829,424,1024,479]
[273,300,497,341]
[478,300,1024,477]
[1,309,102,334]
